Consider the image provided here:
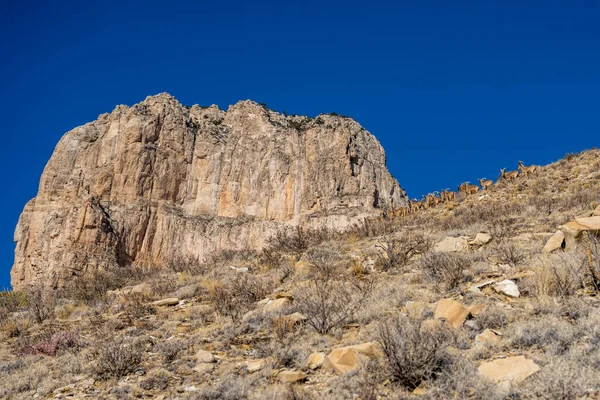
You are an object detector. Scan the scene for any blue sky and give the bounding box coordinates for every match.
[1,1,599,288]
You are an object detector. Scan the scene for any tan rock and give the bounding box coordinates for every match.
[264,298,291,313]
[470,233,492,246]
[11,93,407,289]
[434,237,469,253]
[306,352,325,370]
[278,370,307,383]
[594,205,600,216]
[193,363,214,374]
[434,298,470,329]
[294,261,313,276]
[246,359,267,373]
[543,231,565,253]
[195,350,214,364]
[574,216,600,230]
[322,342,381,374]
[475,329,501,346]
[152,298,180,307]
[478,356,540,385]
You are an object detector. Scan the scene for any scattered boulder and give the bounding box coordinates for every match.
[493,280,520,298]
[434,298,470,329]
[478,356,540,386]
[195,350,214,364]
[306,352,325,370]
[434,237,469,253]
[543,230,565,253]
[264,298,291,313]
[193,363,214,374]
[467,279,496,294]
[152,298,180,307]
[246,359,267,373]
[475,329,502,346]
[323,342,381,374]
[470,233,493,246]
[278,370,307,383]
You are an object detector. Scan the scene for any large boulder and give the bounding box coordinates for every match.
[11,94,407,289]
[478,356,540,387]
[542,231,565,253]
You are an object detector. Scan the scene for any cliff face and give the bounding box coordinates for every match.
[11,93,406,289]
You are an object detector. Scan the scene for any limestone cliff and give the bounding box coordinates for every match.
[12,93,406,289]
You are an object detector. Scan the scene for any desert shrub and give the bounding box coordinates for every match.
[420,252,470,290]
[511,317,578,355]
[25,288,55,324]
[167,254,207,275]
[428,357,500,399]
[495,242,526,267]
[532,254,586,297]
[207,274,271,323]
[91,336,144,379]
[122,292,156,319]
[294,249,374,334]
[188,374,250,400]
[515,358,600,399]
[376,315,454,390]
[60,268,138,305]
[475,305,510,330]
[583,232,600,293]
[0,290,27,319]
[17,329,79,356]
[156,338,191,363]
[265,226,332,260]
[375,232,433,271]
[349,216,397,238]
[140,368,171,391]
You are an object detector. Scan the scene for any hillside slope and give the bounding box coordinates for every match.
[1,149,599,399]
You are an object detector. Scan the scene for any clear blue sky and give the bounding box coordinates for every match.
[1,1,599,289]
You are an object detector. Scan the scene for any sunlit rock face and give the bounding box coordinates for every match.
[12,93,406,289]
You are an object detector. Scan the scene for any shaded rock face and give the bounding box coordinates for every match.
[12,93,406,289]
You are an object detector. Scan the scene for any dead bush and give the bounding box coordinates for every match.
[510,316,578,355]
[156,338,191,363]
[207,274,271,323]
[167,254,207,275]
[420,252,470,290]
[265,226,332,260]
[91,335,144,379]
[533,254,586,297]
[375,232,433,271]
[495,242,526,267]
[428,357,500,399]
[17,329,79,356]
[377,315,454,390]
[294,249,373,334]
[0,290,27,320]
[25,288,55,324]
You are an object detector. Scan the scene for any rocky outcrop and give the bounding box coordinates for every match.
[12,93,406,289]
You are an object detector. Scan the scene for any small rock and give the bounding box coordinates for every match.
[196,350,214,363]
[475,329,502,346]
[594,205,600,216]
[470,233,493,246]
[278,370,307,383]
[230,266,249,272]
[467,279,496,294]
[306,352,325,370]
[193,363,214,374]
[405,301,428,318]
[543,231,565,253]
[264,298,291,313]
[434,298,470,329]
[434,237,469,253]
[246,359,267,373]
[152,298,180,307]
[493,280,520,298]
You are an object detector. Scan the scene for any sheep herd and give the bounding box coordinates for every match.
[387,161,538,218]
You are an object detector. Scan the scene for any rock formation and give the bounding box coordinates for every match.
[12,93,406,289]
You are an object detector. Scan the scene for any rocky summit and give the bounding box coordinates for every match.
[11,93,405,289]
